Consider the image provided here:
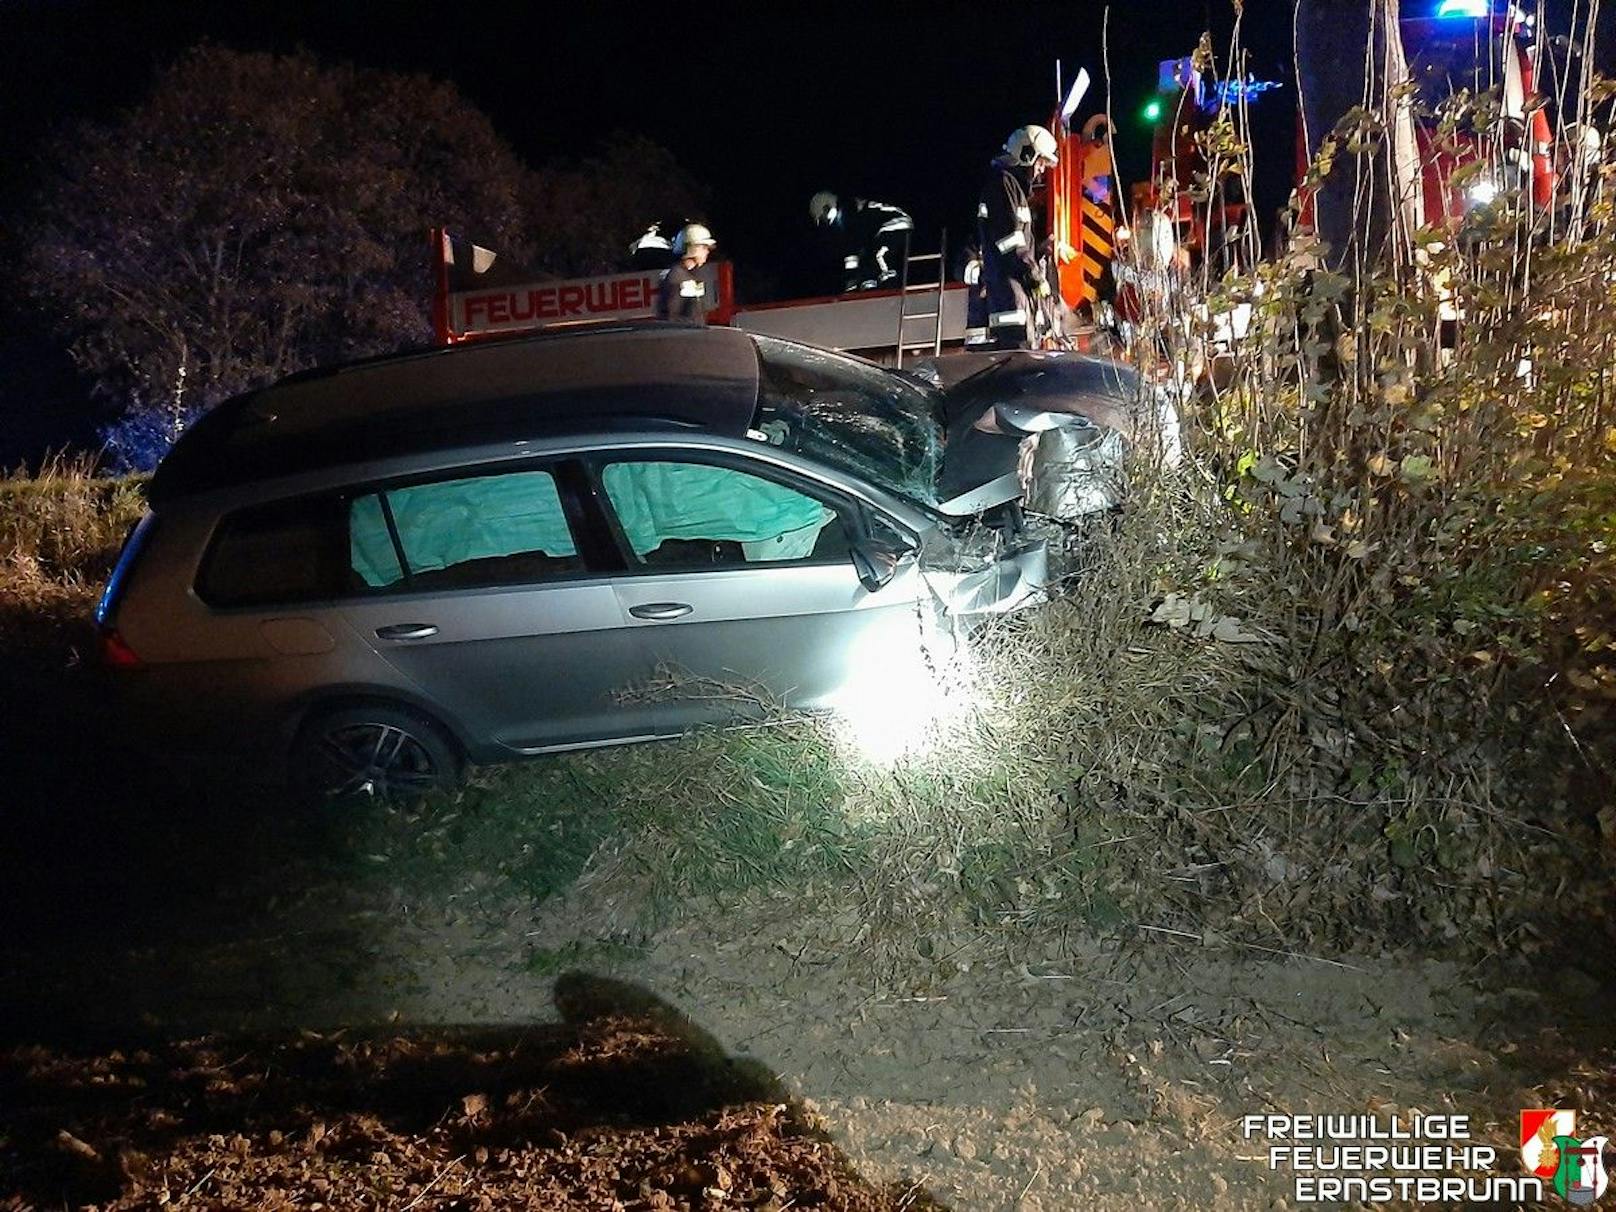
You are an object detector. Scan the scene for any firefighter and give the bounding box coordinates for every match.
[656,223,717,324]
[809,191,915,291]
[955,240,989,345]
[978,125,1058,349]
[628,223,675,270]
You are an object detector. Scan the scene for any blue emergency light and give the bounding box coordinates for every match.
[1211,78,1282,106]
[1435,0,1490,16]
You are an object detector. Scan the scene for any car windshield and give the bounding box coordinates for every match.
[751,335,945,506]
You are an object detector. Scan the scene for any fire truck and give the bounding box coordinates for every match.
[1124,0,1559,268]
[431,2,1571,365]
[432,227,973,365]
[432,65,1119,362]
[1396,1,1557,221]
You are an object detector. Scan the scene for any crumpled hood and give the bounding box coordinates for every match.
[939,351,1147,439]
[927,350,1179,518]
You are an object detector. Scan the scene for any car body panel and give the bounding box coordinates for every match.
[610,559,927,732]
[336,579,655,754]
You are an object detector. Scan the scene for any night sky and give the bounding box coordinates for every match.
[2,0,1608,463]
[2,0,1297,295]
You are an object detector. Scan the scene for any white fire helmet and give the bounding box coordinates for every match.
[628,224,671,256]
[672,223,717,254]
[809,191,840,225]
[1004,124,1059,169]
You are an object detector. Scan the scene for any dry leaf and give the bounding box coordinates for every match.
[1149,594,1193,628]
[1211,616,1265,644]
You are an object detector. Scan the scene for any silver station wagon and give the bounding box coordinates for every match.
[97,324,1147,797]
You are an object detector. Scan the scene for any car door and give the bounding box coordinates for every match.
[589,451,931,733]
[335,460,665,754]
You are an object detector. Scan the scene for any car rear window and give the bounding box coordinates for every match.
[197,495,349,607]
[199,468,583,607]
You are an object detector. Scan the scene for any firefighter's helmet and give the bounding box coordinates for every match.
[809,191,840,225]
[628,224,671,258]
[1004,124,1059,168]
[672,223,717,255]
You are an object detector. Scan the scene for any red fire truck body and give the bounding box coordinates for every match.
[432,229,973,359]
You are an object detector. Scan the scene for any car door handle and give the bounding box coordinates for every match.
[374,623,439,640]
[629,602,693,621]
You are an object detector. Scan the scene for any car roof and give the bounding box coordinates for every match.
[147,324,762,504]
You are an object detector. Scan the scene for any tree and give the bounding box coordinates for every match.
[525,133,708,279]
[20,46,536,468]
[19,44,708,470]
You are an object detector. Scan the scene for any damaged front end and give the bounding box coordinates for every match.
[920,473,1055,618]
[931,351,1180,527]
[1023,421,1129,518]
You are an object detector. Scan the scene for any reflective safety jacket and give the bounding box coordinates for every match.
[977,158,1046,345]
[657,261,709,324]
[837,199,914,291]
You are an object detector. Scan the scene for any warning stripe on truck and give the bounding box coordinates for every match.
[1078,197,1115,304]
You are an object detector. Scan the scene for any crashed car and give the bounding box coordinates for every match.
[95,324,1158,796]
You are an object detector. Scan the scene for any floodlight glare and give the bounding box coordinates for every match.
[829,616,976,766]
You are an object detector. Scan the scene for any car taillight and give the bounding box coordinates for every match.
[95,512,156,672]
[98,627,145,670]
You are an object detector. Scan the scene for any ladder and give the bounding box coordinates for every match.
[893,229,946,369]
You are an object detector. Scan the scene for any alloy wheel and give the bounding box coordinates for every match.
[313,721,443,799]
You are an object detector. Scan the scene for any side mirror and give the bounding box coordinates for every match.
[850,536,912,593]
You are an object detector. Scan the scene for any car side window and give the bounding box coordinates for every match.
[351,469,581,592]
[598,459,850,569]
[198,494,349,607]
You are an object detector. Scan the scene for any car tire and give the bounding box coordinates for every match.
[289,702,464,803]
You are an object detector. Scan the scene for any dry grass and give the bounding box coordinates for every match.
[0,454,147,672]
[1051,20,1616,962]
[0,453,145,601]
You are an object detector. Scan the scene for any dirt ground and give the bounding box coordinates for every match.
[5,850,1613,1211]
[2,657,1613,1209]
[2,1005,952,1212]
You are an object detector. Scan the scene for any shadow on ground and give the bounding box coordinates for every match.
[0,971,946,1210]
